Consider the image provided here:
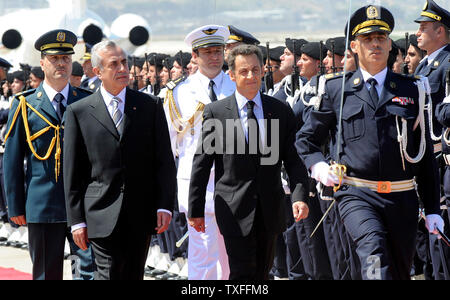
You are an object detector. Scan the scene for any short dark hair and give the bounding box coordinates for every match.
[432,22,450,40]
[227,44,263,72]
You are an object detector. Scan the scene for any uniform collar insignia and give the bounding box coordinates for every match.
[353,77,361,85]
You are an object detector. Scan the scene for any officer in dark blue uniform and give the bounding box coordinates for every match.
[80,44,102,92]
[297,5,443,280]
[3,29,92,280]
[414,0,450,280]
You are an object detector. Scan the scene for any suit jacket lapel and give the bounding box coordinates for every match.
[35,84,60,123]
[119,88,136,142]
[225,94,249,156]
[89,90,120,140]
[261,93,272,152]
[61,85,77,125]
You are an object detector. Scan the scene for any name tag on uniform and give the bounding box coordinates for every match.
[392,97,414,105]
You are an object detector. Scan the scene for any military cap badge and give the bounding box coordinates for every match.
[56,32,66,42]
[202,28,218,35]
[366,6,379,19]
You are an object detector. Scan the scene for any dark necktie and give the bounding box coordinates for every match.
[367,78,379,104]
[246,100,261,155]
[209,80,217,102]
[54,93,65,120]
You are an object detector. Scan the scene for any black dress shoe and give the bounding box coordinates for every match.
[167,275,188,280]
[155,272,178,280]
[148,269,167,277]
[0,237,7,242]
[144,266,155,276]
[21,244,28,250]
[0,241,10,246]
[13,242,24,248]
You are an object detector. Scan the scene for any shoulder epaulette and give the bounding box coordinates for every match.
[396,73,421,81]
[11,89,36,103]
[15,88,36,98]
[73,86,93,95]
[324,71,346,80]
[166,75,187,91]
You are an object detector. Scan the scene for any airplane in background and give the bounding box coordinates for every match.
[0,0,151,68]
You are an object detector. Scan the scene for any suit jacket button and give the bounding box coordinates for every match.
[253,195,258,200]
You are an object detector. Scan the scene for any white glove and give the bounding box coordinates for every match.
[310,161,339,187]
[425,214,445,238]
[443,95,450,104]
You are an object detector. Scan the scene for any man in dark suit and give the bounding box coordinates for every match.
[3,29,91,280]
[63,40,176,280]
[188,44,309,280]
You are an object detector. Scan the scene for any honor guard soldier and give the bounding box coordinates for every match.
[80,43,102,92]
[415,0,450,280]
[297,5,444,280]
[163,24,235,279]
[269,38,308,105]
[3,29,92,280]
[0,58,13,82]
[70,61,84,88]
[405,35,426,74]
[323,37,347,74]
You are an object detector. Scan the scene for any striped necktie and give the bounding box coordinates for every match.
[111,96,123,135]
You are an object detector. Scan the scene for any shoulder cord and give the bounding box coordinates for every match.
[4,95,61,181]
[164,89,205,149]
[301,75,326,110]
[444,75,450,146]
[395,77,427,171]
[422,77,442,142]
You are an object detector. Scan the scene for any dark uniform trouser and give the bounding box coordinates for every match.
[319,197,361,280]
[337,186,419,280]
[28,223,67,280]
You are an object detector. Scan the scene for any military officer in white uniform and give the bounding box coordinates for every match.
[163,25,236,279]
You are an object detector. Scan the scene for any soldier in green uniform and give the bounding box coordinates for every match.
[3,29,91,280]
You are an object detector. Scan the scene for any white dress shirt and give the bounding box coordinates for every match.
[42,81,69,112]
[360,67,388,98]
[197,71,225,99]
[100,85,126,125]
[235,90,265,146]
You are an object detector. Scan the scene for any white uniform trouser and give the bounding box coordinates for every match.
[186,213,229,280]
[177,177,229,280]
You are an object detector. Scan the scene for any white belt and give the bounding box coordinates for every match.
[343,176,415,193]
